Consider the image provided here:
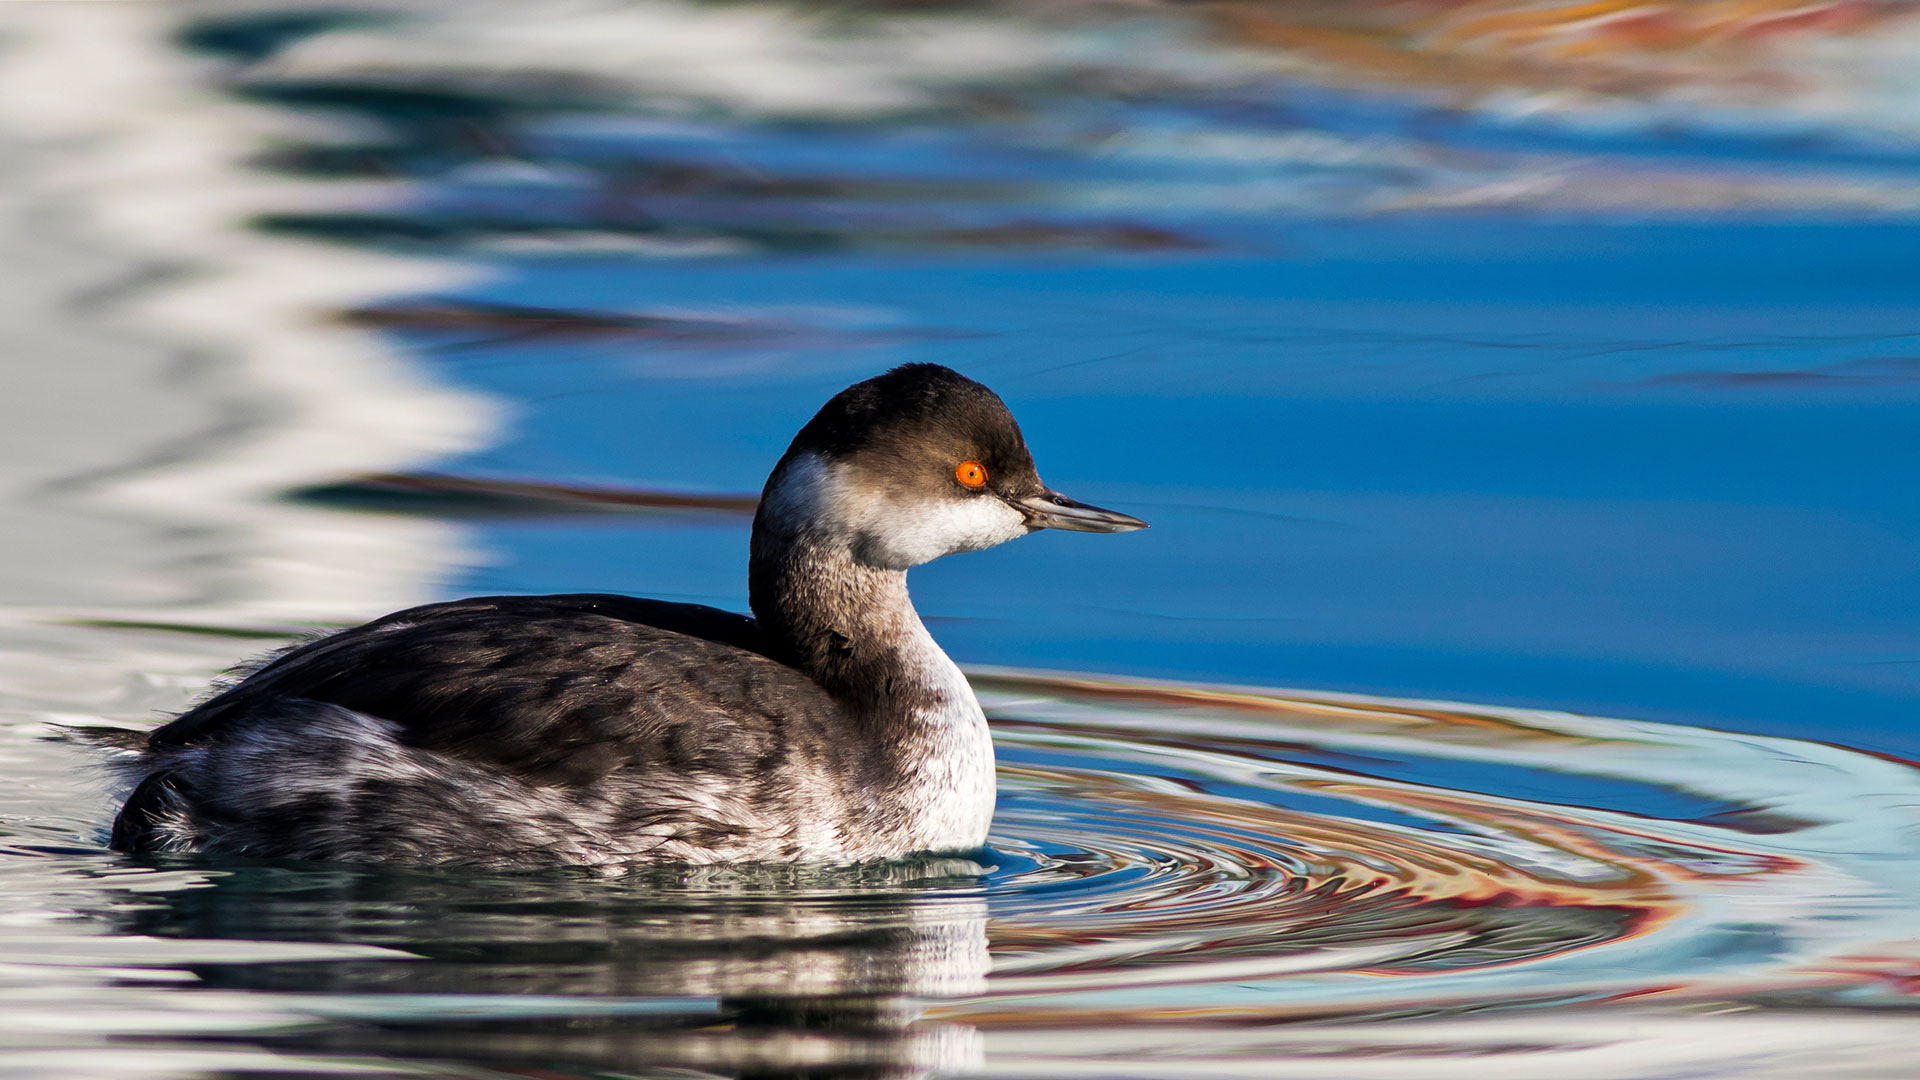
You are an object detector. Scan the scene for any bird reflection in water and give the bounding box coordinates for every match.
[112,856,991,1080]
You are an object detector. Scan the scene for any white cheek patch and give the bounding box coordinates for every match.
[861,495,1028,569]
[762,452,1030,569]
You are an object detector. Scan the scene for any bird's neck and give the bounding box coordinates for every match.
[749,529,963,715]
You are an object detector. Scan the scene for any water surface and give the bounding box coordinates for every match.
[10,656,1920,1078]
[4,2,1920,1077]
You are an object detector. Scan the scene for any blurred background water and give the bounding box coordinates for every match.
[3,2,1920,1078]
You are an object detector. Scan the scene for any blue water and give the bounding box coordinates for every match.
[407,222,1920,755]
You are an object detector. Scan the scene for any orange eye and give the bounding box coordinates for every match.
[954,460,987,488]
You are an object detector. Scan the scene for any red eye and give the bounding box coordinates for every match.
[954,460,987,488]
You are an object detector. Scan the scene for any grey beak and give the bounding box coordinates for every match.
[1008,490,1148,533]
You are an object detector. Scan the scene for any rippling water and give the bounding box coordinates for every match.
[5,1,1920,1077]
[7,656,1920,1078]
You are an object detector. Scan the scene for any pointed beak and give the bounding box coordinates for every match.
[1007,489,1148,533]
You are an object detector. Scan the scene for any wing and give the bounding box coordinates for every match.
[146,594,845,788]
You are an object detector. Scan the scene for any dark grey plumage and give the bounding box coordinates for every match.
[108,364,1144,867]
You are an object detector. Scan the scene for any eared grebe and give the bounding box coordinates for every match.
[109,365,1145,866]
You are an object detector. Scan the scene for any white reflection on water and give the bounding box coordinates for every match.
[0,2,495,626]
[215,0,1920,217]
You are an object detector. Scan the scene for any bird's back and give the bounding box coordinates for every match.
[111,595,881,867]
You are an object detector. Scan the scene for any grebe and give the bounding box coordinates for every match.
[109,364,1145,866]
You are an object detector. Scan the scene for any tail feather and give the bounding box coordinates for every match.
[54,724,151,753]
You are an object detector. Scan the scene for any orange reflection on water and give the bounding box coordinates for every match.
[1205,0,1917,99]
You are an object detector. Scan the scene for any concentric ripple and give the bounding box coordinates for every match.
[962,668,1920,1025]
